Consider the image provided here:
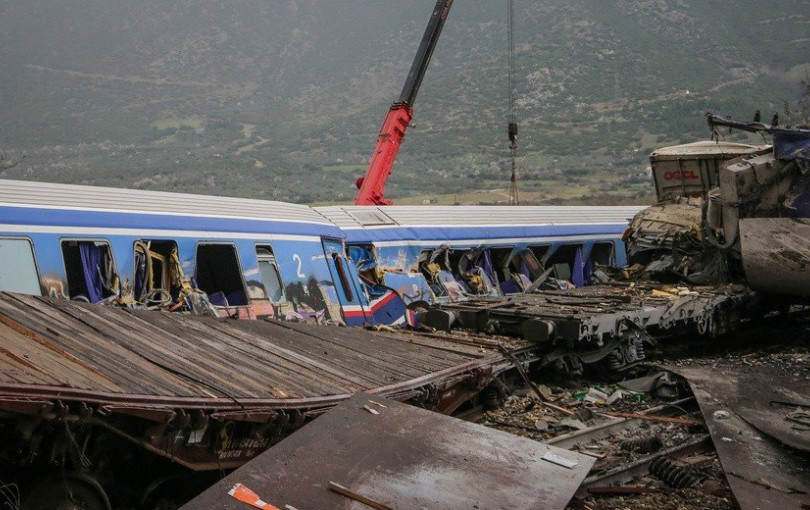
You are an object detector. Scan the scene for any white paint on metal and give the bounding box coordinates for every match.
[0,179,334,226]
[316,205,646,229]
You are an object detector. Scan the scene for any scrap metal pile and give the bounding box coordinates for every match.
[473,331,810,510]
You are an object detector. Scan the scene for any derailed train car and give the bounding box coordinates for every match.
[0,179,409,327]
[0,180,644,326]
[316,205,644,306]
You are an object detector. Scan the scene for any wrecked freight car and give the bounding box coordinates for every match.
[627,114,810,294]
[0,292,538,509]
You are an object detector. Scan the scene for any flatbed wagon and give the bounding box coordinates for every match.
[432,283,757,375]
[0,292,534,509]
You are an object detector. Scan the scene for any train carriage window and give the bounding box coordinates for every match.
[195,244,247,306]
[134,240,181,304]
[590,242,615,267]
[529,245,550,265]
[256,246,286,304]
[61,240,118,303]
[450,248,498,296]
[489,247,521,294]
[0,239,42,295]
[545,244,584,287]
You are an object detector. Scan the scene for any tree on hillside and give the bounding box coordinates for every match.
[0,148,24,171]
[784,72,810,128]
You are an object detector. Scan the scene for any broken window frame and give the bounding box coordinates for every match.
[133,240,181,305]
[418,248,448,297]
[529,245,550,266]
[488,246,523,293]
[194,242,249,307]
[255,245,287,305]
[60,238,119,303]
[330,252,354,302]
[543,243,585,286]
[0,237,43,296]
[510,248,544,280]
[589,242,616,268]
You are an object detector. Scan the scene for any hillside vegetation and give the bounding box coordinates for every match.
[1,0,808,204]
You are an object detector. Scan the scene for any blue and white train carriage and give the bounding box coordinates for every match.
[0,179,643,325]
[316,205,645,304]
[0,179,406,326]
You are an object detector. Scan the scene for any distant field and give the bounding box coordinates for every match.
[323,164,366,173]
[151,118,205,130]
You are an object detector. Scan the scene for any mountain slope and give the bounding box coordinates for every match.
[1,0,808,203]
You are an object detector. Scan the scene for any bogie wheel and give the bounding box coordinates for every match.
[22,473,111,510]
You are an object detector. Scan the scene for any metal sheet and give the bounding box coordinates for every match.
[182,393,594,510]
[671,366,810,510]
[740,217,810,297]
[650,141,767,159]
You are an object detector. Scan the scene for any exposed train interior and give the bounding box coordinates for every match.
[412,241,619,302]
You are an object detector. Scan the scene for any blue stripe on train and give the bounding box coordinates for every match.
[0,206,343,238]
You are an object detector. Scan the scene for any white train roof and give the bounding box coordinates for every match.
[0,179,335,227]
[315,205,646,229]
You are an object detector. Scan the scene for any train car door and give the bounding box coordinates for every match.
[322,238,370,326]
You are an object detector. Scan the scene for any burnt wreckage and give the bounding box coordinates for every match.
[426,117,810,375]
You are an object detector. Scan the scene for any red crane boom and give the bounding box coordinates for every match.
[354,0,454,206]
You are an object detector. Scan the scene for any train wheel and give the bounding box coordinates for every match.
[22,473,110,510]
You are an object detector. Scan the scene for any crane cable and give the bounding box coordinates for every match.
[507,0,519,205]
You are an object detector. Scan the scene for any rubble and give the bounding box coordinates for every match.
[473,319,810,510]
[473,375,739,509]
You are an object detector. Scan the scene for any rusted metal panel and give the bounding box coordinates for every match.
[182,393,594,510]
[671,366,810,510]
[740,217,810,297]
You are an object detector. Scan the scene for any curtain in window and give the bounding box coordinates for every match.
[134,249,147,300]
[572,247,585,288]
[79,243,104,303]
